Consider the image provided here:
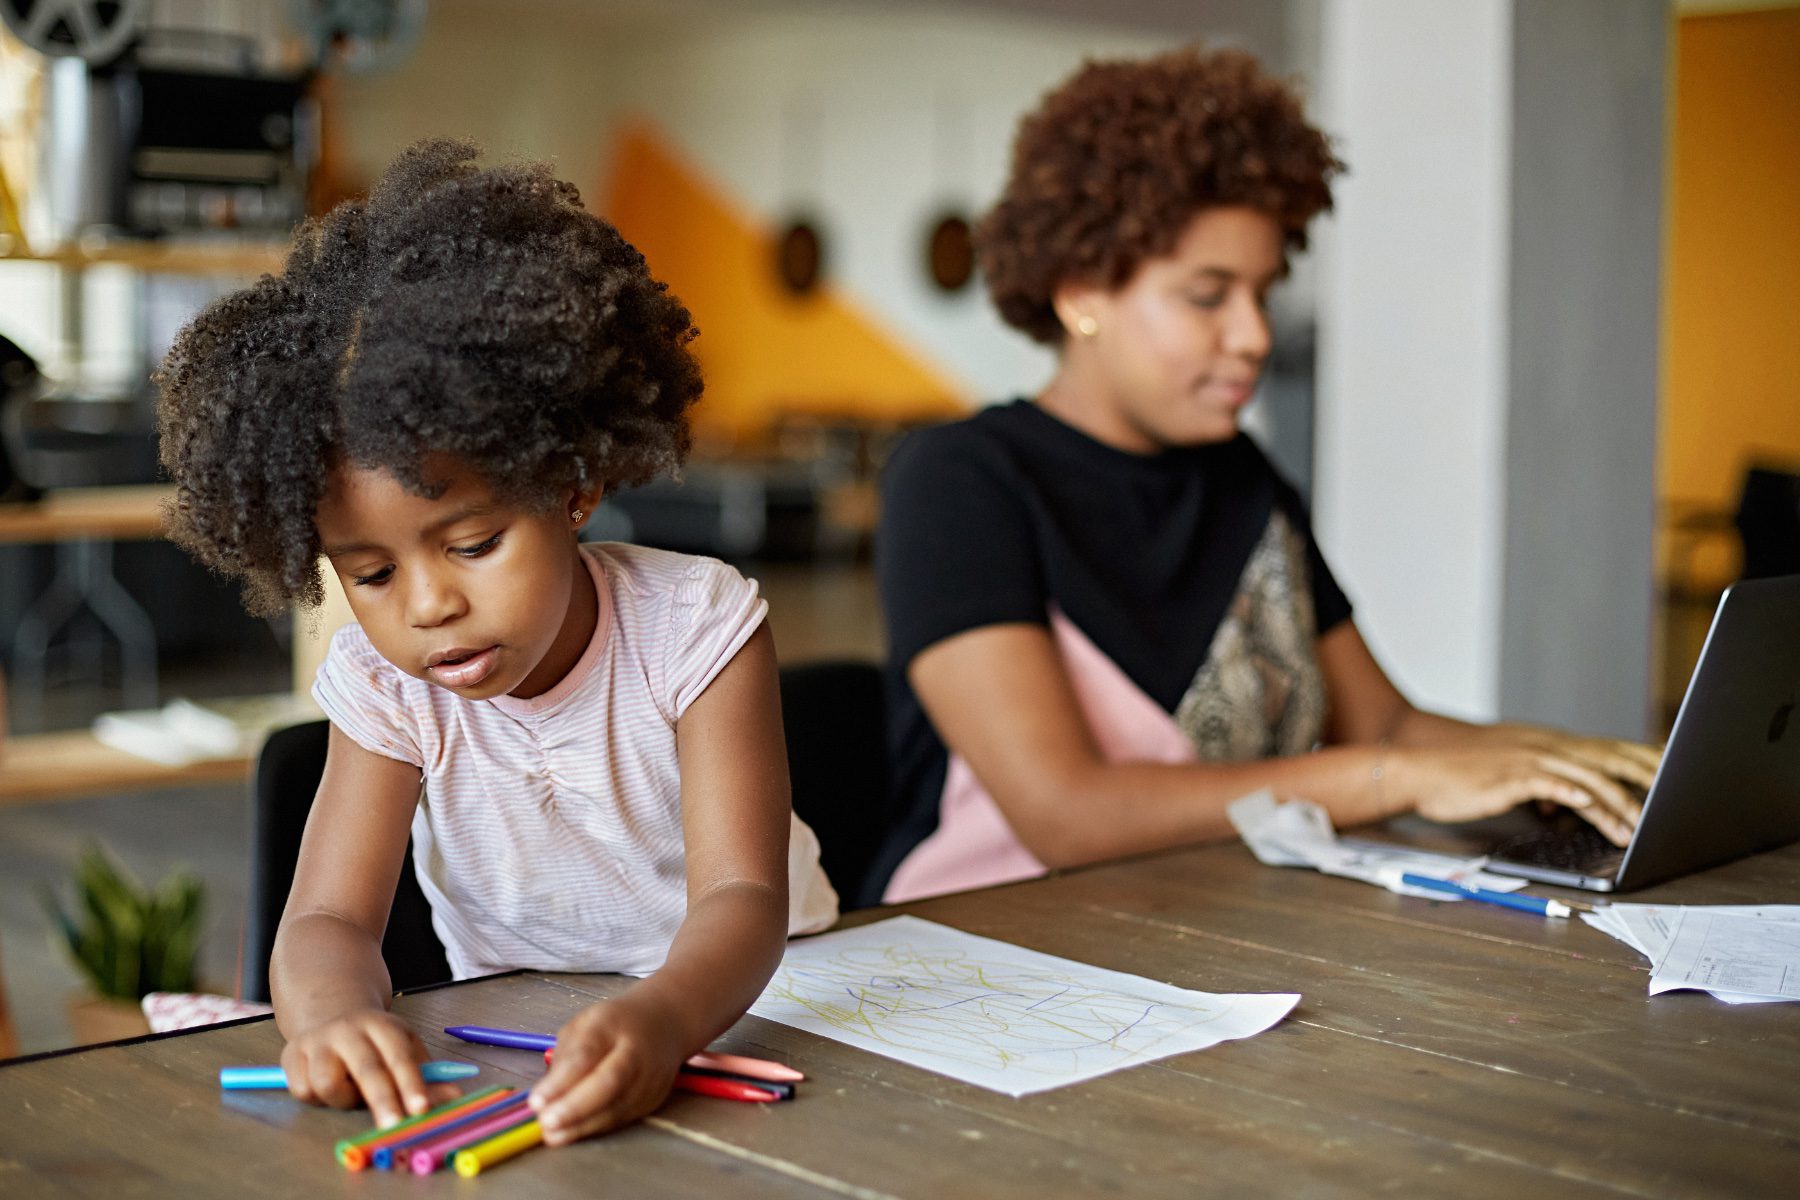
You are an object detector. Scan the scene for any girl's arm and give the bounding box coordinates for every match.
[271,724,446,1127]
[530,622,791,1145]
[906,618,1653,870]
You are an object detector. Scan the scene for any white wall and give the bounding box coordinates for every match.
[1313,0,1515,721]
[593,5,1177,403]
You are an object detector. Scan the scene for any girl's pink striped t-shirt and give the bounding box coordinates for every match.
[313,542,839,979]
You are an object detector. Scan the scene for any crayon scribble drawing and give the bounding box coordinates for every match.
[747,916,1299,1095]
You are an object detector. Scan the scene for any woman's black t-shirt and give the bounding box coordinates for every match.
[868,399,1353,904]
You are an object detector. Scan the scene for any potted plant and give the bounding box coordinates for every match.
[39,842,204,1045]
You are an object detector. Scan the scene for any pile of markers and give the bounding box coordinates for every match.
[336,1084,542,1177]
[220,1025,805,1180]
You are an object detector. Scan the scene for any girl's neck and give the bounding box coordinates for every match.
[508,545,599,700]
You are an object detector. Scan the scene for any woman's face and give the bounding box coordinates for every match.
[1062,205,1285,452]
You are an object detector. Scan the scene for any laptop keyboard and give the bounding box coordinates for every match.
[1494,821,1625,873]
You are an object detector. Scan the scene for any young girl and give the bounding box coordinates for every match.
[156,139,837,1144]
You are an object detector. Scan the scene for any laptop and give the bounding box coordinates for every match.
[1344,574,1800,892]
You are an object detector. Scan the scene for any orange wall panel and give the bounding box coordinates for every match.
[603,121,967,443]
[1662,10,1800,523]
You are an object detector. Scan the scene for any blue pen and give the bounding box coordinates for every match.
[1399,873,1584,918]
[443,1024,556,1051]
[219,1060,481,1089]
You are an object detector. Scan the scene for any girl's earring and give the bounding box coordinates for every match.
[1074,315,1099,337]
[571,509,585,525]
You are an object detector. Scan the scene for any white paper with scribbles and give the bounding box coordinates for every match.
[748,916,1297,1095]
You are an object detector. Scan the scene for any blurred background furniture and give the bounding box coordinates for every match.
[1734,463,1800,581]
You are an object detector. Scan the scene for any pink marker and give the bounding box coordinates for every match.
[686,1051,806,1084]
[407,1095,535,1175]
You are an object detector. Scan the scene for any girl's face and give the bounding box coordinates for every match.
[316,457,602,701]
[1056,205,1285,453]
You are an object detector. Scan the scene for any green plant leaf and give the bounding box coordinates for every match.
[39,843,206,1001]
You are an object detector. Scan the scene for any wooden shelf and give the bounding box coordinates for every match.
[1,239,289,277]
[0,730,250,807]
[0,485,175,543]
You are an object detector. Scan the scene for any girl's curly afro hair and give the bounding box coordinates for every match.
[978,46,1342,344]
[156,137,703,615]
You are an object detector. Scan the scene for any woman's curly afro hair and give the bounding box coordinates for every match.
[156,137,702,615]
[977,46,1342,344]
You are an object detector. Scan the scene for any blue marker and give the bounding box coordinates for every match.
[219,1060,480,1089]
[1399,873,1586,919]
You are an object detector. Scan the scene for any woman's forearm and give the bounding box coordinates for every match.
[1022,742,1411,869]
[270,910,395,1039]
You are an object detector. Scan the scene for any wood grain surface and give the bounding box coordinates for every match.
[2,838,1795,1198]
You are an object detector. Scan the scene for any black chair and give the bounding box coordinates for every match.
[240,660,889,999]
[1735,465,1800,581]
[241,720,448,1003]
[779,660,889,908]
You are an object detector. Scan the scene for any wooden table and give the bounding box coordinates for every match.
[2,839,1796,1198]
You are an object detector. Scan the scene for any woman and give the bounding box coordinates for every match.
[868,47,1657,906]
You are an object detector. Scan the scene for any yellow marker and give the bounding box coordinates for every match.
[452,1117,545,1178]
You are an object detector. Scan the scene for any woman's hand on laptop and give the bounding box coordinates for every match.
[1400,736,1651,846]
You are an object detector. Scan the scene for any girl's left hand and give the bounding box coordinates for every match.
[528,997,685,1145]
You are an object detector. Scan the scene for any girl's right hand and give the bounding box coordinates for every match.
[279,1010,460,1128]
[1397,743,1644,846]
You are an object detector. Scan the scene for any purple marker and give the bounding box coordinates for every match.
[443,1024,556,1052]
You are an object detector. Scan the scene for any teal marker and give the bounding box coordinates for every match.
[219,1060,480,1089]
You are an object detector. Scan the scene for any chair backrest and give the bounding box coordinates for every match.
[1735,465,1800,581]
[779,660,889,909]
[242,720,448,1003]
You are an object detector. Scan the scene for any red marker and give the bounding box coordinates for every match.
[672,1072,783,1103]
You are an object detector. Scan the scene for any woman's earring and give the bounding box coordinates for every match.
[1074,315,1099,337]
[571,509,585,525]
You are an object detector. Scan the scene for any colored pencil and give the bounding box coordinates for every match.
[672,1072,783,1103]
[678,1065,795,1100]
[448,1023,804,1083]
[453,1118,546,1178]
[443,1024,555,1051]
[221,1060,478,1089]
[408,1098,537,1175]
[371,1089,531,1170]
[336,1085,512,1170]
[687,1050,806,1083]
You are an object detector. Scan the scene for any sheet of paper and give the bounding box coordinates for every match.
[1582,904,1800,1004]
[1648,908,1800,1001]
[1226,790,1526,897]
[748,916,1299,1096]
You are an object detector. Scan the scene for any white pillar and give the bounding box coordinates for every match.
[1311,0,1663,737]
[1313,0,1515,722]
